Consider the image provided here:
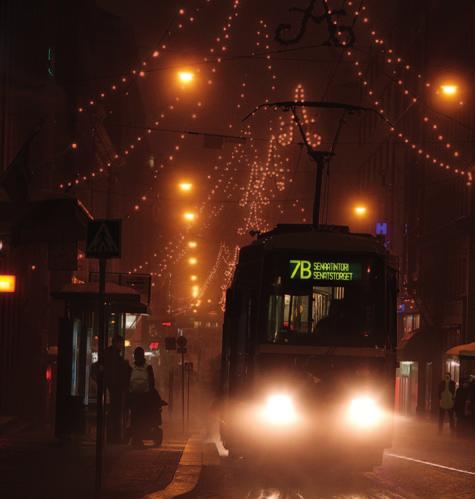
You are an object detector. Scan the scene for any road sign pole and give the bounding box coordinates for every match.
[95,257,107,493]
[181,349,185,434]
[175,336,187,435]
[87,219,121,495]
[186,367,190,430]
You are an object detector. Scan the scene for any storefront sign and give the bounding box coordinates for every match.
[289,260,362,281]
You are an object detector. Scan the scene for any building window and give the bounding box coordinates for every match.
[403,313,420,335]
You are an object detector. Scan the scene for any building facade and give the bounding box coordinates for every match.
[356,0,475,414]
[0,0,151,425]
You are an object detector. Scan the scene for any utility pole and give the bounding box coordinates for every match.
[307,150,331,226]
[288,107,333,227]
[244,100,378,227]
[95,257,107,493]
[86,219,122,495]
[176,335,188,434]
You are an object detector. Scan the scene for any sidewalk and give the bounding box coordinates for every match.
[0,426,187,499]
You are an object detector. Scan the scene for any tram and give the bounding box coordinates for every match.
[219,223,397,470]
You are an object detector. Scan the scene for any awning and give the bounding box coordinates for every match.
[446,342,475,357]
[52,281,149,315]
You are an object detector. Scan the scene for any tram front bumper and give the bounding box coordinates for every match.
[221,395,392,458]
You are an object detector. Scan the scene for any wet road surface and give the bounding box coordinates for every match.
[185,419,475,498]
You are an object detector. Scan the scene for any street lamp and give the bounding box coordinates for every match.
[188,241,197,248]
[183,212,196,222]
[435,78,464,106]
[0,275,16,293]
[190,275,198,281]
[178,182,193,192]
[178,71,194,84]
[440,84,459,97]
[188,257,197,265]
[354,205,367,217]
[191,285,199,298]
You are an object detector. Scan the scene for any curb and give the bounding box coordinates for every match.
[142,436,204,499]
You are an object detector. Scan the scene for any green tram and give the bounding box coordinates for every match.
[220,224,398,470]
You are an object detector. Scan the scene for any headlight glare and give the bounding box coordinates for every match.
[347,396,382,428]
[261,394,298,426]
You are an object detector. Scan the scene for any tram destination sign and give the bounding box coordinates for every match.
[289,259,362,281]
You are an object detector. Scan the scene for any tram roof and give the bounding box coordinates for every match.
[245,224,386,256]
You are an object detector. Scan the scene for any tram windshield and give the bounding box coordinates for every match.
[265,256,385,346]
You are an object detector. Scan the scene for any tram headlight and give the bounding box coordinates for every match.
[347,396,382,428]
[260,394,298,427]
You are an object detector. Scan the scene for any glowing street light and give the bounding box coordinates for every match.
[191,285,199,298]
[354,205,367,217]
[188,257,197,265]
[190,275,198,281]
[0,275,16,293]
[178,182,193,192]
[440,84,459,97]
[188,241,197,248]
[183,212,196,222]
[178,71,194,84]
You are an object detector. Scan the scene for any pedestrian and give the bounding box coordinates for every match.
[128,347,162,447]
[104,334,130,443]
[469,377,475,435]
[438,372,456,434]
[454,378,469,437]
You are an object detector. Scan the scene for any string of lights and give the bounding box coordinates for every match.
[76,1,214,115]
[343,46,472,185]
[146,0,244,282]
[59,2,216,189]
[219,245,240,311]
[344,1,472,185]
[126,0,245,285]
[58,0,241,192]
[194,242,227,305]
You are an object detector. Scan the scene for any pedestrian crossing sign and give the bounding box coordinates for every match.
[86,219,122,259]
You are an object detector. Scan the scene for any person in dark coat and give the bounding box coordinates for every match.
[104,334,131,443]
[469,378,475,435]
[438,372,456,434]
[454,378,469,437]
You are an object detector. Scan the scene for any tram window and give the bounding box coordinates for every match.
[267,294,310,340]
[267,283,375,344]
[283,294,310,333]
[312,286,345,331]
